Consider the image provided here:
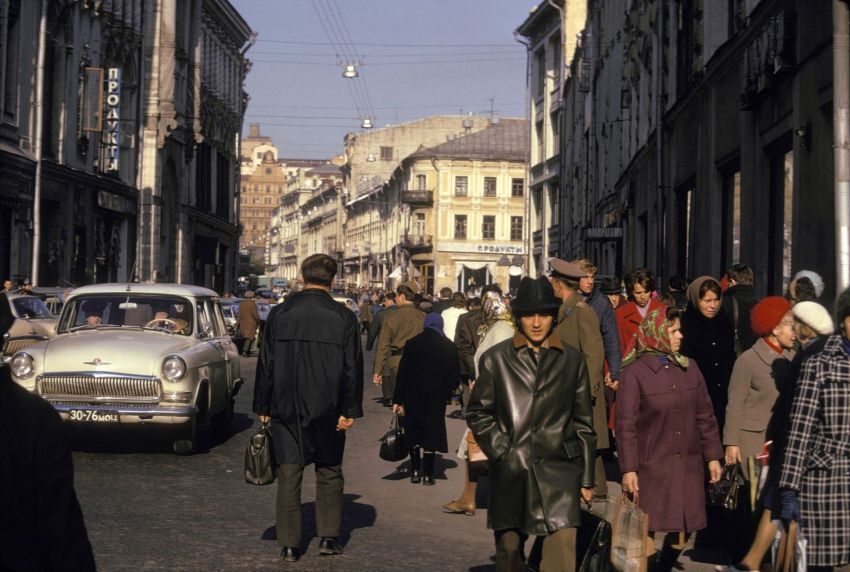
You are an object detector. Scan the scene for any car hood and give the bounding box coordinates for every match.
[42,329,195,376]
[9,317,57,338]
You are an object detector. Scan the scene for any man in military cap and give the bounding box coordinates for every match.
[549,258,610,501]
[374,281,426,407]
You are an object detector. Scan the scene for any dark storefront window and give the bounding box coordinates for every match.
[196,143,212,212]
[216,150,231,219]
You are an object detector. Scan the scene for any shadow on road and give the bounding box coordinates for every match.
[261,493,377,551]
[380,455,458,481]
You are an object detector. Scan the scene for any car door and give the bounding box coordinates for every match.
[196,298,228,412]
[210,299,239,390]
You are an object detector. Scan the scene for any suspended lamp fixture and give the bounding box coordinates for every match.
[342,63,359,78]
[361,117,373,129]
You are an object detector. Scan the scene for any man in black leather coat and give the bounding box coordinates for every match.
[467,276,596,572]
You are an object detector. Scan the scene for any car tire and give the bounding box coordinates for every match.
[173,418,197,455]
[211,398,234,439]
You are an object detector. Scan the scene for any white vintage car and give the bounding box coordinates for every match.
[8,283,243,454]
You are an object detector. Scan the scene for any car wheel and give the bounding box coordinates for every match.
[173,418,197,455]
[211,398,234,439]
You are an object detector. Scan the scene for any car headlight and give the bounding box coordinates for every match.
[162,356,186,382]
[11,353,35,379]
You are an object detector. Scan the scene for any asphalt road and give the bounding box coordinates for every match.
[70,338,727,571]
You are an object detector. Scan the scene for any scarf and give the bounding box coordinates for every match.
[477,291,514,339]
[686,275,720,308]
[622,306,689,369]
[424,313,444,335]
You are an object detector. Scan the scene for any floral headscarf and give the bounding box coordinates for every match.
[477,291,513,338]
[622,306,689,369]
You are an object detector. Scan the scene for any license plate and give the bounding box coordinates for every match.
[68,409,120,423]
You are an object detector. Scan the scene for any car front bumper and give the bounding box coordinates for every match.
[50,401,198,425]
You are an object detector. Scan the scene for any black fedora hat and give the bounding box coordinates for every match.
[599,277,622,295]
[512,276,561,314]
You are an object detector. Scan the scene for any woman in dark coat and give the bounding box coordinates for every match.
[617,305,723,571]
[394,313,460,485]
[679,276,736,431]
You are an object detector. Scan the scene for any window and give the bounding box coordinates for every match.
[2,1,22,122]
[416,174,427,190]
[380,146,393,161]
[482,215,495,240]
[454,215,467,240]
[768,147,794,292]
[721,168,741,267]
[511,178,525,197]
[454,176,468,197]
[510,216,523,241]
[484,177,497,197]
[676,185,695,277]
[534,48,545,98]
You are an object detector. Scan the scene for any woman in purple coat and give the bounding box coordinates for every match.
[617,305,723,571]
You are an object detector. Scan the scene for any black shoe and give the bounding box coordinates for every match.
[280,547,299,562]
[422,452,435,485]
[409,446,422,483]
[318,537,343,556]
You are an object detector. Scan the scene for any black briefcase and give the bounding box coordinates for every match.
[245,422,277,486]
[577,506,612,572]
[379,413,407,462]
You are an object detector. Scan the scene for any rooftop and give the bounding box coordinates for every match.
[409,118,529,162]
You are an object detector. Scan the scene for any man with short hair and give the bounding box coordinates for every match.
[441,292,467,341]
[431,287,454,314]
[550,259,609,501]
[2,280,12,293]
[374,282,426,407]
[720,264,758,353]
[366,292,396,352]
[455,285,500,415]
[467,276,595,571]
[254,254,363,562]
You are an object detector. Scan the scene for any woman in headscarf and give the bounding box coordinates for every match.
[393,313,460,486]
[617,305,723,572]
[679,276,736,431]
[442,291,514,515]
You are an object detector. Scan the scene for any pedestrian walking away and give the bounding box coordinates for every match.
[777,287,850,569]
[252,254,364,563]
[467,276,596,572]
[236,291,261,356]
[373,281,425,407]
[393,313,460,486]
[616,305,723,572]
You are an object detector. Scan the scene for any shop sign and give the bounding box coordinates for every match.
[104,68,121,172]
[97,190,135,215]
[585,227,623,240]
[438,241,525,255]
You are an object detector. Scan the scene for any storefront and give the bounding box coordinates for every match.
[435,241,526,296]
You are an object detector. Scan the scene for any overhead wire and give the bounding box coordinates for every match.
[255,39,519,48]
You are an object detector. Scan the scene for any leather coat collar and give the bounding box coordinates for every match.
[512,329,563,351]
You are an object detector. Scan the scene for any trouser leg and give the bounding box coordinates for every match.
[241,337,253,356]
[314,463,344,539]
[540,527,577,572]
[461,381,471,418]
[495,529,527,572]
[276,464,304,547]
[593,454,608,498]
[384,360,400,402]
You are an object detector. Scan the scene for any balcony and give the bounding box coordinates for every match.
[401,190,433,205]
[399,234,433,251]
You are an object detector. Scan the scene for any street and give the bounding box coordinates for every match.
[69,338,727,571]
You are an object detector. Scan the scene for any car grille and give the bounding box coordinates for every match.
[2,336,47,356]
[38,374,161,403]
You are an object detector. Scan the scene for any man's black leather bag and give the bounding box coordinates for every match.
[577,507,612,572]
[245,422,276,486]
[379,413,407,462]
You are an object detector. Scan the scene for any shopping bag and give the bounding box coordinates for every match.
[465,429,488,462]
[771,520,807,572]
[244,422,277,486]
[379,412,407,462]
[610,494,649,572]
[707,462,743,510]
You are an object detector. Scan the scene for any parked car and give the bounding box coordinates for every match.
[1,293,58,358]
[32,286,73,316]
[219,298,243,335]
[332,296,361,320]
[8,283,243,454]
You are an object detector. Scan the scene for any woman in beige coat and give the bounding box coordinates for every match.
[723,296,796,464]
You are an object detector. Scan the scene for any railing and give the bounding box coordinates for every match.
[400,234,433,248]
[401,190,434,204]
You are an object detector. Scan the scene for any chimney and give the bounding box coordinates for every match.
[248,123,261,138]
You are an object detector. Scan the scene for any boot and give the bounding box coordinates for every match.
[409,446,421,483]
[422,451,436,485]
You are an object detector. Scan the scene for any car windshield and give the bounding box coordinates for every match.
[59,294,194,335]
[12,297,53,319]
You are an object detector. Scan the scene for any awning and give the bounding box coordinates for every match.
[388,265,421,279]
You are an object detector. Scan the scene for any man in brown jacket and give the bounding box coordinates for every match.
[549,258,609,500]
[236,291,261,356]
[374,282,425,407]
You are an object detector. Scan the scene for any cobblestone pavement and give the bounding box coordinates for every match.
[70,339,730,571]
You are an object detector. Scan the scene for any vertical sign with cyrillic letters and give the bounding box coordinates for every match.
[104,68,121,171]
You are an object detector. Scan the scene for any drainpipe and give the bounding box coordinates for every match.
[654,0,665,284]
[31,0,48,285]
[513,30,531,276]
[834,0,850,293]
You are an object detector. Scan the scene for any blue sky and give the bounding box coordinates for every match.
[231,0,534,159]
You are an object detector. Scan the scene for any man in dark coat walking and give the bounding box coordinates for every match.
[455,284,501,414]
[467,276,596,572]
[719,263,758,354]
[253,254,364,562]
[393,313,460,485]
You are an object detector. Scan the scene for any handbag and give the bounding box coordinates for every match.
[465,429,488,462]
[244,422,277,486]
[610,494,650,572]
[379,412,407,462]
[771,520,807,572]
[707,462,743,510]
[577,506,612,572]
